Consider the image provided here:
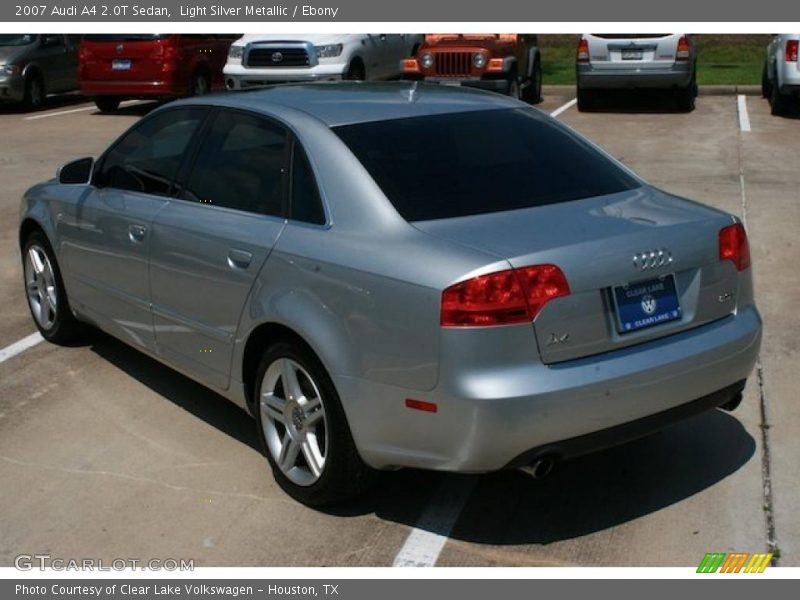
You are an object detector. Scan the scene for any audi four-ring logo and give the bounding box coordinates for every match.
[633,249,673,270]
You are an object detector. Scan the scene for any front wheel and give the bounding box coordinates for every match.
[22,231,86,344]
[23,74,45,110]
[254,340,374,506]
[521,61,542,104]
[344,60,365,81]
[506,74,520,99]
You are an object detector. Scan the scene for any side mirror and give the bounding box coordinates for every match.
[57,157,94,185]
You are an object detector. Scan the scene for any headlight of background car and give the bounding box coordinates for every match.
[228,46,244,61]
[473,53,487,69]
[420,53,434,69]
[1,64,21,76]
[315,44,343,58]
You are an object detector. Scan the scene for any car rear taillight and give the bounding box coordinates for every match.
[441,265,570,327]
[786,40,799,62]
[577,37,589,63]
[719,223,751,272]
[676,35,691,61]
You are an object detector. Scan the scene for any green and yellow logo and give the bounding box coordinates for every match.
[697,552,773,573]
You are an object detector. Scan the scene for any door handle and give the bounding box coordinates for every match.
[128,224,147,243]
[227,248,253,269]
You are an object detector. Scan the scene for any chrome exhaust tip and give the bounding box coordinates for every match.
[519,456,555,480]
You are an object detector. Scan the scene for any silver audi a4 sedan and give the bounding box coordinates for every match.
[19,83,761,506]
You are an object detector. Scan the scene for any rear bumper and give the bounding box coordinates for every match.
[0,74,25,103]
[340,306,761,472]
[80,79,186,98]
[577,63,693,90]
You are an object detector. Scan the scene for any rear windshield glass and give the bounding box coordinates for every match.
[334,108,640,222]
[83,35,169,42]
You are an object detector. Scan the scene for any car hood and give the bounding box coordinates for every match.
[0,46,26,64]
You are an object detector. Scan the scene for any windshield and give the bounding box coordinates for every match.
[83,34,170,42]
[0,34,36,47]
[334,108,640,222]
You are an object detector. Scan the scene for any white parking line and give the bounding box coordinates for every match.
[550,98,577,119]
[737,95,751,132]
[392,477,477,567]
[0,332,44,364]
[23,100,151,121]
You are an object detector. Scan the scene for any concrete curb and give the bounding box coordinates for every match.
[542,84,763,96]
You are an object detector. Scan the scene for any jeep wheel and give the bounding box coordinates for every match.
[521,60,542,104]
[506,75,520,99]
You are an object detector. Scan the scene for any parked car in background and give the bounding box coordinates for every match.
[576,34,698,111]
[20,82,760,506]
[223,34,422,89]
[762,34,800,116]
[402,34,542,103]
[0,34,79,110]
[79,34,238,112]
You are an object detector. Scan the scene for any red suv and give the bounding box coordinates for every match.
[79,34,237,112]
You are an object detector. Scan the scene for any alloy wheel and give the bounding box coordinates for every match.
[24,244,57,330]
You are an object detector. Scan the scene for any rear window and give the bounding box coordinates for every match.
[333,108,640,222]
[83,35,170,42]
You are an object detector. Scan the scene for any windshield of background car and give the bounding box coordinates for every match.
[82,35,170,42]
[0,35,36,46]
[334,108,641,222]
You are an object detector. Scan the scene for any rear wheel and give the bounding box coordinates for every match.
[254,340,374,506]
[577,88,598,111]
[190,70,211,96]
[22,231,86,344]
[521,60,542,104]
[761,62,772,99]
[769,77,792,116]
[94,96,121,113]
[23,73,45,110]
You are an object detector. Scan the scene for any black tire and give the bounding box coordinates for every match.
[23,73,45,110]
[506,72,520,99]
[22,230,86,344]
[190,70,211,96]
[761,62,772,99]
[769,77,791,116]
[254,339,374,506]
[521,60,542,104]
[577,88,598,111]
[344,59,365,81]
[675,84,696,112]
[94,96,121,113]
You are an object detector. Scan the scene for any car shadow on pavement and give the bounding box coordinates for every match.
[335,406,755,545]
[85,330,755,543]
[0,93,90,115]
[582,89,695,114]
[88,331,260,452]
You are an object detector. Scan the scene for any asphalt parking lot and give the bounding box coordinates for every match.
[0,90,798,567]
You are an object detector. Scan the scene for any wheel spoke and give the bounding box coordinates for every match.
[278,433,300,472]
[261,393,286,424]
[301,438,324,478]
[280,359,303,402]
[304,397,324,427]
[28,248,44,274]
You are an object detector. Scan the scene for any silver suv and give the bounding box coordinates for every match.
[0,34,79,109]
[576,33,698,111]
[762,34,800,116]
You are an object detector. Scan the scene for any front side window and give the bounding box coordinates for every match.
[95,108,205,196]
[182,110,288,217]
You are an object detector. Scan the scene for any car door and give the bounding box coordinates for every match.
[59,107,208,352]
[38,34,71,91]
[148,108,288,390]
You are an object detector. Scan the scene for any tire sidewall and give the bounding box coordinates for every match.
[22,231,74,342]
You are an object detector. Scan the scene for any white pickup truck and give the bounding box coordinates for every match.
[224,34,422,89]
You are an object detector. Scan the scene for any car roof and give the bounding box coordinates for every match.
[169,82,523,127]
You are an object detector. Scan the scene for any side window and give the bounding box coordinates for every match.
[182,110,288,217]
[290,143,326,225]
[96,108,205,196]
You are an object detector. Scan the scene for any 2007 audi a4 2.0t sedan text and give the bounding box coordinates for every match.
[18,82,761,506]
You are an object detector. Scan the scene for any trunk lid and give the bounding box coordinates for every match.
[415,186,739,363]
[585,33,678,71]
